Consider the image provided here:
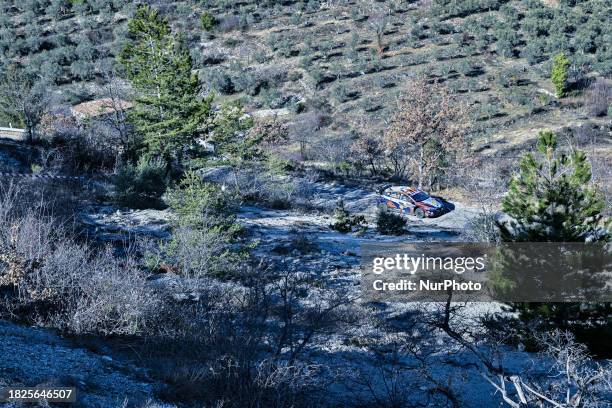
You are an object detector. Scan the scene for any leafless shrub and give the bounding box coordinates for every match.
[1,182,159,335]
[159,355,322,407]
[2,228,159,336]
[0,178,79,221]
[269,266,356,363]
[475,330,612,408]
[48,247,158,336]
[54,120,120,171]
[563,124,608,148]
[99,71,132,155]
[434,295,611,408]
[462,161,505,243]
[351,135,385,177]
[584,78,611,117]
[289,112,324,161]
[217,15,240,32]
[289,232,318,253]
[145,265,341,407]
[345,310,464,408]
[529,330,612,408]
[311,134,354,175]
[0,181,64,260]
[41,104,123,172]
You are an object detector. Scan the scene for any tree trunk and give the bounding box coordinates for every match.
[369,159,377,176]
[25,119,34,143]
[417,145,424,189]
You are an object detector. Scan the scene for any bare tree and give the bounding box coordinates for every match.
[0,64,50,142]
[462,159,508,243]
[352,135,384,176]
[271,266,355,364]
[583,78,611,118]
[436,295,611,408]
[99,72,132,159]
[289,111,323,161]
[312,134,353,175]
[384,77,469,187]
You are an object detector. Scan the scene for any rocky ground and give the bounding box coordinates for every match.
[0,321,159,408]
[78,205,172,244]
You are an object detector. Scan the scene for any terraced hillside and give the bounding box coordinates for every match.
[1,0,610,192]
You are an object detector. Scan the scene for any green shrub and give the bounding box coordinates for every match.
[498,131,610,355]
[266,154,293,175]
[375,208,406,235]
[211,102,255,160]
[495,26,520,58]
[200,11,217,31]
[164,171,238,232]
[159,171,244,277]
[501,129,607,242]
[330,199,366,233]
[521,41,546,65]
[113,158,167,209]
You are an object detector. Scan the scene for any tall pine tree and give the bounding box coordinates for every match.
[119,5,213,170]
[498,130,611,356]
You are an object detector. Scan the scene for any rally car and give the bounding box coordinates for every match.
[378,186,453,218]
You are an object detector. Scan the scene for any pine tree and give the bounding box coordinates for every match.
[119,5,213,169]
[551,53,570,97]
[498,130,610,356]
[501,130,607,242]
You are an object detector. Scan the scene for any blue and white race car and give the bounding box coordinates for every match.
[378,186,453,218]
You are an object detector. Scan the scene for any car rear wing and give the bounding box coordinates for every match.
[377,184,392,194]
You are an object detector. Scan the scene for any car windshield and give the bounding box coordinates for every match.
[410,192,429,202]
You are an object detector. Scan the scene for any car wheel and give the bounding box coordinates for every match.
[415,208,425,218]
